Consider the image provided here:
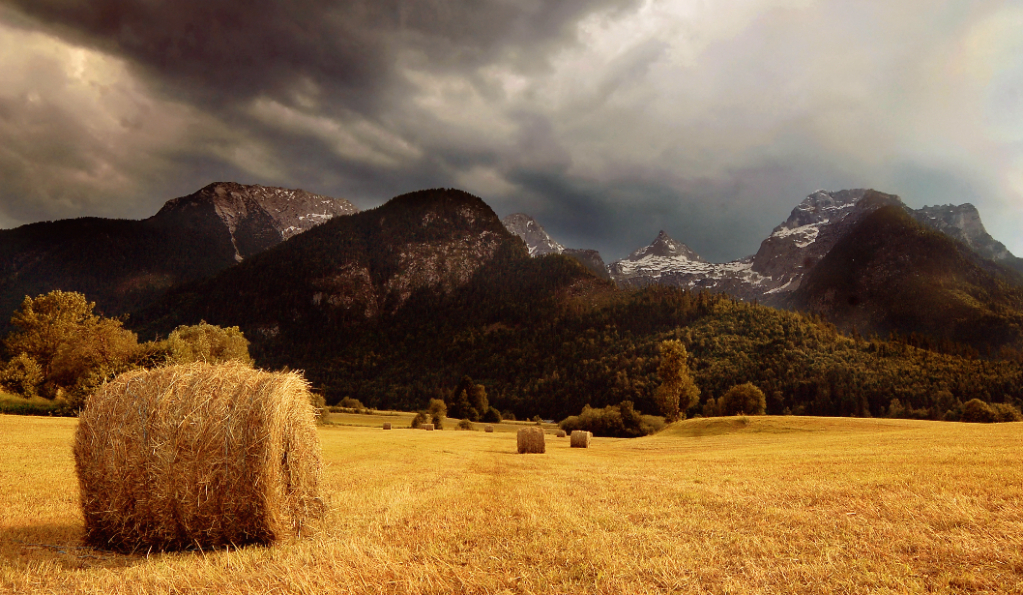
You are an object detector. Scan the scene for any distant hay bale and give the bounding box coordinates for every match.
[382,422,392,430]
[517,426,545,454]
[484,425,494,433]
[74,362,323,553]
[570,430,592,448]
[423,423,435,431]
[556,430,567,438]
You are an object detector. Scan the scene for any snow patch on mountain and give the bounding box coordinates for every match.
[501,213,565,256]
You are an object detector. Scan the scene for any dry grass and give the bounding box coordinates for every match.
[3,414,1022,594]
[74,363,323,552]
[324,410,558,434]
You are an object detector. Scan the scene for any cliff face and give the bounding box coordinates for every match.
[501,213,609,279]
[911,204,1023,272]
[152,182,359,262]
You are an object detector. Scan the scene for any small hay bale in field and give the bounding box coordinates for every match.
[570,430,592,448]
[484,425,494,433]
[383,422,392,430]
[423,423,435,431]
[74,362,324,553]
[556,430,567,438]
[517,426,545,454]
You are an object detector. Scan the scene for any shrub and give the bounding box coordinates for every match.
[701,397,720,418]
[411,411,429,428]
[339,397,365,410]
[991,402,1022,422]
[0,353,44,398]
[559,401,659,438]
[719,383,767,416]
[309,391,328,423]
[457,418,473,430]
[961,399,997,423]
[163,321,252,366]
[481,407,502,423]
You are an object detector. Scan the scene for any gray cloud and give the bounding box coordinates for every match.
[2,0,1022,261]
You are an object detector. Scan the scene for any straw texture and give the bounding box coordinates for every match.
[516,427,546,454]
[74,362,324,552]
[570,430,592,448]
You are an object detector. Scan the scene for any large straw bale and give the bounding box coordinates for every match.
[383,422,392,430]
[556,430,567,438]
[484,425,494,433]
[423,423,435,431]
[517,426,546,454]
[570,430,592,448]
[74,362,324,552]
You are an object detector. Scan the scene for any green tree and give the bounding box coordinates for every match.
[468,384,488,420]
[163,321,252,365]
[0,353,44,398]
[4,291,142,404]
[653,340,700,421]
[428,398,447,428]
[448,376,484,420]
[720,382,767,416]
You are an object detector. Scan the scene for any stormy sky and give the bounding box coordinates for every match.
[1,0,1021,263]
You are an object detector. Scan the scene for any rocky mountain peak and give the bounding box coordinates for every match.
[153,182,358,262]
[628,230,705,262]
[911,203,1018,266]
[775,189,874,232]
[501,213,565,256]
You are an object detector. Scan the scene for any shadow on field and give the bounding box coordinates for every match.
[0,522,131,569]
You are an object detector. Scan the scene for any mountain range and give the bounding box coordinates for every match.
[0,182,356,325]
[123,187,1021,419]
[506,189,1022,306]
[1,183,1021,419]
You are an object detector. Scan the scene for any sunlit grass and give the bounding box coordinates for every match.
[2,414,1022,593]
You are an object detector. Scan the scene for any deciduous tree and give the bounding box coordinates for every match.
[654,340,699,421]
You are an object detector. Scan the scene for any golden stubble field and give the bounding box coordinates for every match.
[2,414,1022,594]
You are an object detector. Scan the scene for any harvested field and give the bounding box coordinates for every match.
[3,415,1023,594]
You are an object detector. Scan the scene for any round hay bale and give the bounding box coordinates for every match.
[516,426,545,454]
[556,430,567,438]
[570,430,592,448]
[484,425,494,433]
[423,423,435,431]
[74,362,324,552]
[382,422,392,430]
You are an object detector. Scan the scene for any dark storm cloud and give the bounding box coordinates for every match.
[2,0,1022,260]
[2,0,638,113]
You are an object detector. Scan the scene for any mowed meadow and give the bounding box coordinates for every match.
[2,414,1022,594]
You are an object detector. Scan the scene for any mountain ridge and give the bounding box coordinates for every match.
[608,189,1022,302]
[0,182,357,326]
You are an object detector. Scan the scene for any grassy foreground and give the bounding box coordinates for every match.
[2,415,1022,594]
